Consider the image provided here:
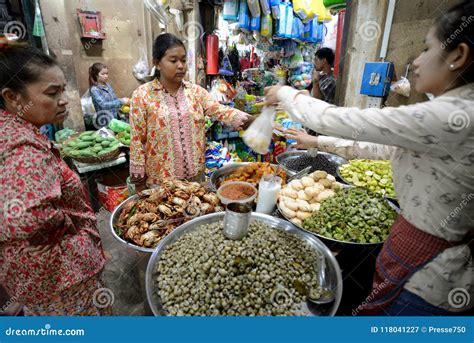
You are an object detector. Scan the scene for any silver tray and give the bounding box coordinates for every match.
[276,150,348,177]
[146,212,343,316]
[209,162,282,191]
[276,189,400,248]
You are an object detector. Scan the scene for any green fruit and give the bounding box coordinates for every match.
[79,131,94,138]
[67,140,78,148]
[79,148,95,157]
[70,150,81,157]
[76,141,92,149]
[106,137,116,142]
[98,149,112,156]
[101,140,111,147]
[95,136,104,143]
[91,145,103,153]
[80,135,95,142]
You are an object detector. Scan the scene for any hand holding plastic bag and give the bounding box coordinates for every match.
[243,106,276,154]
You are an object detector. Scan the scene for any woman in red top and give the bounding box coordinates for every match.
[0,40,108,315]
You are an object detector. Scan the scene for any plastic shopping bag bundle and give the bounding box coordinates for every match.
[243,106,276,155]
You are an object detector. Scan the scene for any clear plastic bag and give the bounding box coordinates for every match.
[243,106,276,154]
[390,76,411,97]
[133,47,150,82]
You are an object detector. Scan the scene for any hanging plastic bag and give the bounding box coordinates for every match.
[250,15,260,31]
[81,89,95,126]
[238,0,251,31]
[219,54,234,76]
[390,76,411,97]
[270,0,280,19]
[223,0,239,21]
[260,0,271,15]
[293,0,317,23]
[243,106,276,154]
[260,14,273,37]
[133,47,150,82]
[247,0,261,17]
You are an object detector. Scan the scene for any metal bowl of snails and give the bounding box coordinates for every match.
[146,212,343,316]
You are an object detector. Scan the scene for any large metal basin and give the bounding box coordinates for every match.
[146,212,343,316]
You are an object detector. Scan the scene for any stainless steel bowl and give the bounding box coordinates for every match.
[146,212,343,316]
[109,194,156,253]
[209,162,281,191]
[277,195,400,250]
[276,150,348,177]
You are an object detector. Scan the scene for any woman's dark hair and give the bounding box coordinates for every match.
[89,62,107,87]
[315,47,335,66]
[435,0,473,82]
[0,43,58,109]
[152,33,186,78]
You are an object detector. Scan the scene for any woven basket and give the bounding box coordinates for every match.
[70,148,121,164]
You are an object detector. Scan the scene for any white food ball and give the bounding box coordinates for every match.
[301,176,315,188]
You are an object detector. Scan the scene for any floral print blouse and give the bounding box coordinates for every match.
[129,80,247,184]
[0,110,106,305]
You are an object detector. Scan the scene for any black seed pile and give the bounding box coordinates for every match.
[283,154,338,175]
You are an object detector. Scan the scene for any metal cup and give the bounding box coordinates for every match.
[223,203,252,240]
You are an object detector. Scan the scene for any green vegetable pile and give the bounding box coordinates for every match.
[62,131,120,158]
[302,187,398,244]
[116,131,131,146]
[339,159,396,198]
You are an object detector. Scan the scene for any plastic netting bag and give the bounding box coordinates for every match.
[243,106,276,154]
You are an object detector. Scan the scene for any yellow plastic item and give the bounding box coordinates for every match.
[293,0,317,23]
[260,14,273,37]
[315,0,332,22]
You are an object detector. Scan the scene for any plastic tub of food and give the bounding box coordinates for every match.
[217,181,257,205]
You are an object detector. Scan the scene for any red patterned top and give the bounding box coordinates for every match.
[0,110,106,305]
[129,80,248,184]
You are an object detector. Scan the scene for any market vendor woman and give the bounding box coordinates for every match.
[129,33,251,186]
[0,41,108,315]
[266,0,473,316]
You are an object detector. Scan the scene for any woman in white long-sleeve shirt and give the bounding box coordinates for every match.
[266,0,473,316]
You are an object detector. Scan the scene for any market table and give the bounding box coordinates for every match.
[72,152,128,212]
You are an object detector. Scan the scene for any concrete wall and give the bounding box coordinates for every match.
[384,0,459,107]
[339,0,459,108]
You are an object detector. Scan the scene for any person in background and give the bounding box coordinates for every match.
[130,33,252,187]
[0,41,109,315]
[265,0,473,316]
[312,47,336,104]
[89,62,129,126]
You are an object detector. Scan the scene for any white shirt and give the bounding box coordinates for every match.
[277,84,474,312]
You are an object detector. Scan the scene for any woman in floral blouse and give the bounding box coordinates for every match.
[129,33,251,186]
[0,41,108,315]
